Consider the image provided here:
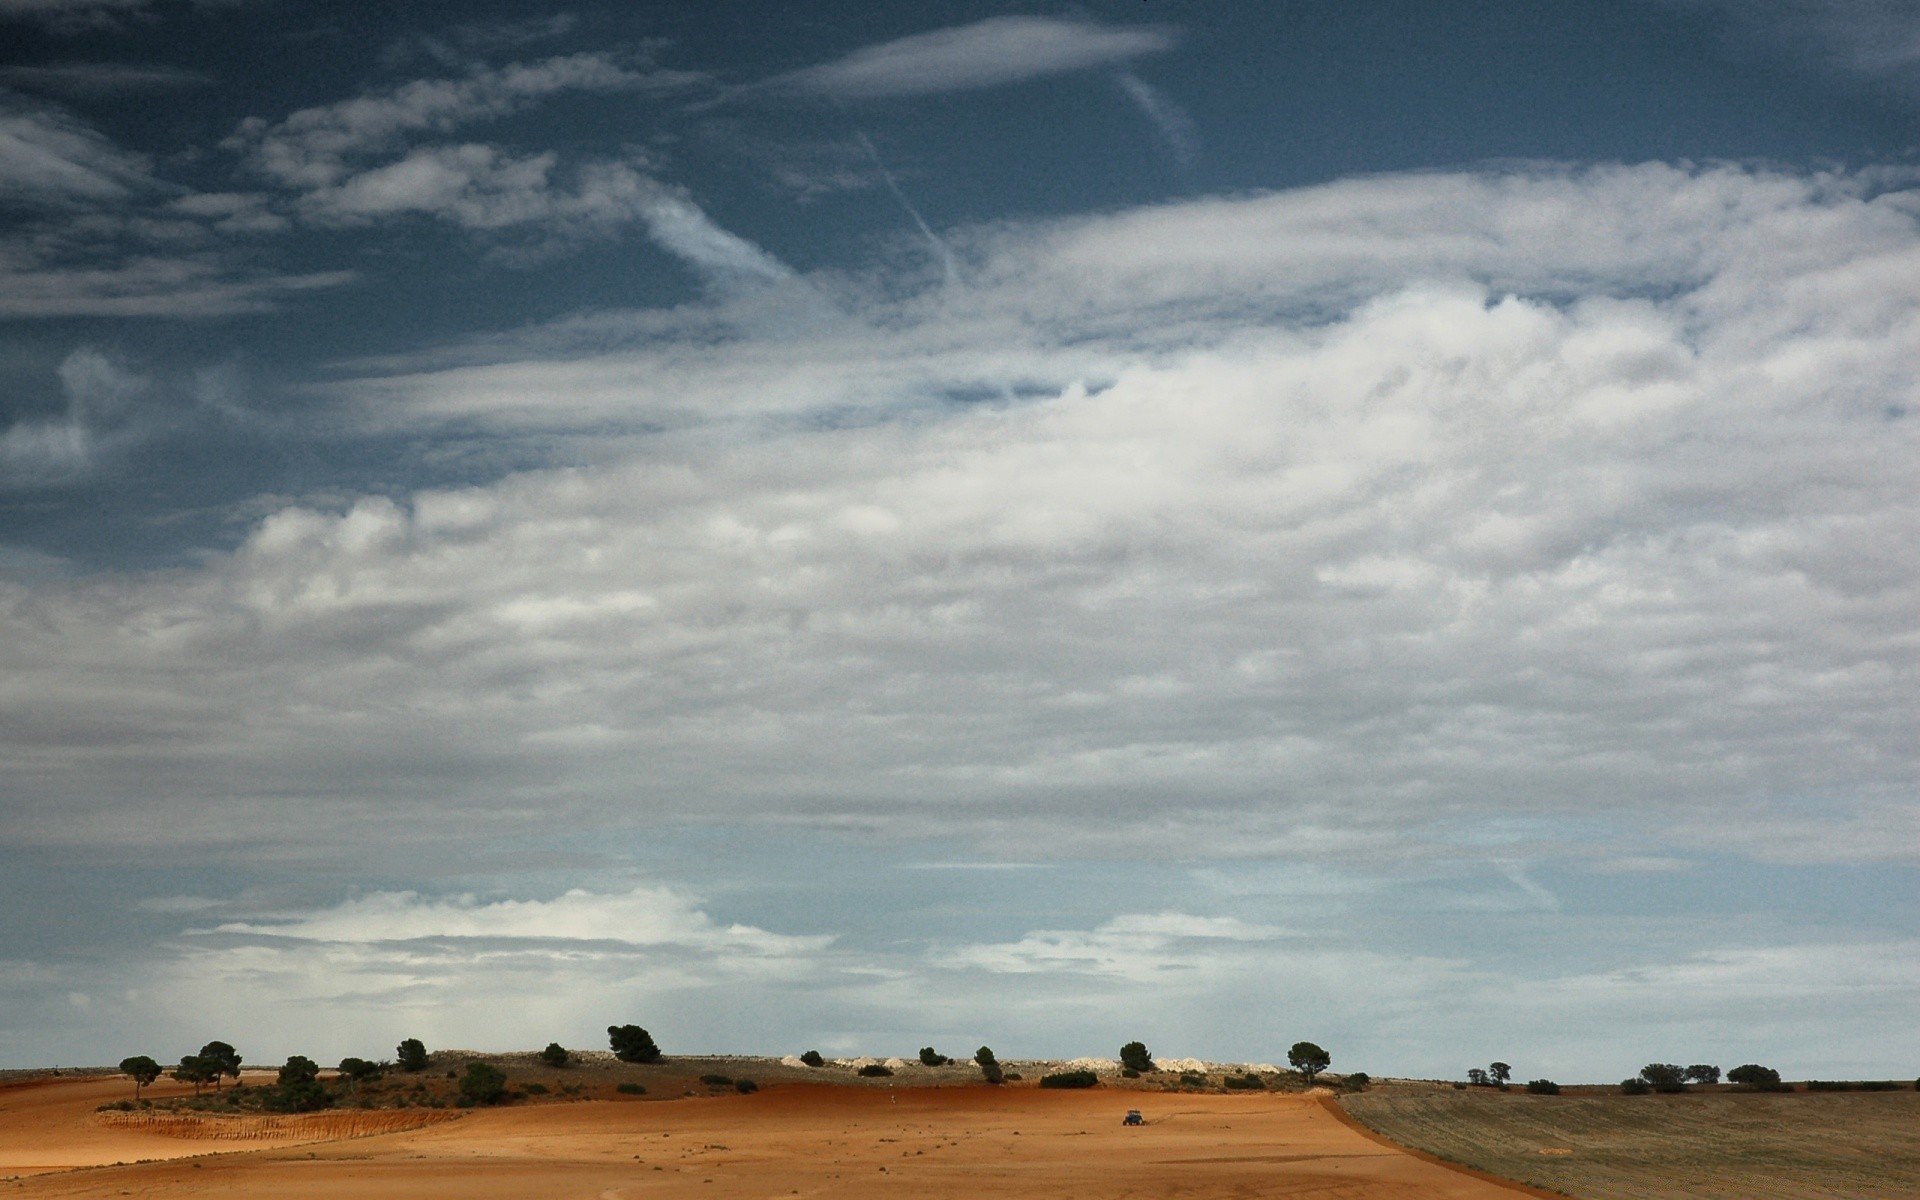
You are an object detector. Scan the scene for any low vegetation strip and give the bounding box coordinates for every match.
[1341,1088,1920,1200]
[95,1108,460,1142]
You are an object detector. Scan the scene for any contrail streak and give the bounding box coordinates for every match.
[852,129,960,287]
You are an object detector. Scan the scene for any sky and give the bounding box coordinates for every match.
[1,0,1917,1085]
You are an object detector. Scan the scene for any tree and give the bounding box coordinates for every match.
[975,1045,1003,1085]
[338,1057,382,1096]
[395,1038,429,1072]
[458,1062,508,1105]
[1727,1064,1782,1089]
[1639,1063,1687,1094]
[271,1056,328,1113]
[541,1042,571,1068]
[1120,1041,1154,1073]
[608,1024,661,1064]
[1620,1077,1652,1095]
[1288,1042,1331,1086]
[1467,1068,1489,1086]
[171,1055,218,1095]
[198,1041,242,1091]
[1684,1064,1721,1085]
[918,1046,950,1066]
[119,1055,162,1099]
[1488,1062,1512,1088]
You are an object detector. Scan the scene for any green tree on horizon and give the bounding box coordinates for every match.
[198,1041,242,1091]
[608,1024,661,1064]
[396,1038,429,1072]
[1289,1041,1331,1086]
[119,1055,161,1099]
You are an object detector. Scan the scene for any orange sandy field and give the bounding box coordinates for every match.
[0,1073,1545,1199]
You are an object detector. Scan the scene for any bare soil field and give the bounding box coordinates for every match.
[2,1069,1544,1199]
[1342,1085,1920,1199]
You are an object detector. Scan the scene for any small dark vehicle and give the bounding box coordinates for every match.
[1123,1109,1144,1126]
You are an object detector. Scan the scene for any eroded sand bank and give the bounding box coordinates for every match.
[4,1075,1546,1198]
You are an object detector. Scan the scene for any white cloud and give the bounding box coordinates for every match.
[952,913,1286,980]
[0,96,155,204]
[227,54,669,191]
[634,187,794,285]
[777,17,1177,98]
[1,346,142,484]
[0,163,1916,871]
[209,886,832,957]
[122,886,836,1061]
[1115,70,1196,166]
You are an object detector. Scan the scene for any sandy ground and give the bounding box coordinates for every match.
[2,1074,1546,1199]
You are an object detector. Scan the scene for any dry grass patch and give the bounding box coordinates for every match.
[1342,1086,1920,1199]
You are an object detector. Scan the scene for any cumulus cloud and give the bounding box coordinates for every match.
[124,885,836,1060]
[0,163,1915,873]
[776,17,1177,98]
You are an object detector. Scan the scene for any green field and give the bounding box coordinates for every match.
[1342,1086,1920,1199]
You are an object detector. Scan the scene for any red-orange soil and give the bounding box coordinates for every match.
[3,1074,1548,1198]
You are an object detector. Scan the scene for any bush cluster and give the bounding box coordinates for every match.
[1526,1079,1561,1095]
[615,1082,647,1095]
[1223,1074,1265,1090]
[799,1050,825,1068]
[1039,1070,1099,1089]
[857,1064,893,1077]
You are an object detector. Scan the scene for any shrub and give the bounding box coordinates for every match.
[857,1064,893,1077]
[522,1082,549,1095]
[1120,1041,1154,1073]
[919,1047,951,1066]
[1857,1080,1898,1091]
[1039,1070,1099,1089]
[799,1050,824,1068]
[458,1062,508,1106]
[1620,1077,1651,1095]
[734,1079,758,1094]
[1805,1080,1853,1092]
[1223,1074,1265,1090]
[540,1043,570,1068]
[1121,1068,1140,1078]
[615,1082,647,1095]
[1004,1073,1022,1081]
[699,1074,734,1086]
[608,1025,661,1064]
[396,1038,429,1072]
[1527,1079,1561,1095]
[1452,1082,1467,1090]
[1345,1072,1371,1089]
